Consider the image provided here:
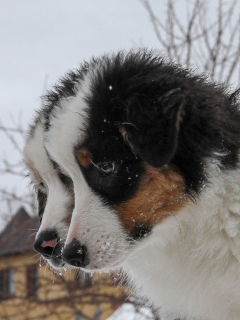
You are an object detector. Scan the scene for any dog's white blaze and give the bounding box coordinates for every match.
[37,175,71,238]
[66,184,128,270]
[44,59,100,169]
[44,73,129,270]
[23,119,72,240]
[44,78,89,175]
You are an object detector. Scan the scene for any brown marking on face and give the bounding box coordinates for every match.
[76,149,93,167]
[119,124,135,153]
[114,164,188,233]
[177,103,185,127]
[119,125,130,145]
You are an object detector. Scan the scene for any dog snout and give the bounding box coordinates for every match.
[34,229,59,258]
[62,238,89,268]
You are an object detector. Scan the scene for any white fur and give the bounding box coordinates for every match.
[23,116,73,253]
[122,160,240,320]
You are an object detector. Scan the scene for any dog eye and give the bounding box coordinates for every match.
[58,172,72,186]
[97,162,115,175]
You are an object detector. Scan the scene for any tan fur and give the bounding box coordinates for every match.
[119,125,135,153]
[75,149,93,167]
[114,164,188,232]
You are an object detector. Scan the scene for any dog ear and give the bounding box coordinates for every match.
[121,88,183,168]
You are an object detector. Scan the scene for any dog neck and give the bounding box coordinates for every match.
[121,159,240,320]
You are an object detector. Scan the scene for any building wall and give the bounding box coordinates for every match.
[0,253,125,320]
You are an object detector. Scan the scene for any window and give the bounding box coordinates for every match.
[26,264,38,297]
[0,268,14,300]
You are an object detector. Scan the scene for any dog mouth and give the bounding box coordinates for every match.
[38,232,148,271]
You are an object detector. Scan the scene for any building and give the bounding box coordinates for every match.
[0,207,125,320]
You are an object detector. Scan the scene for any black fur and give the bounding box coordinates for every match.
[37,189,47,223]
[130,221,152,240]
[43,50,240,198]
[84,51,240,194]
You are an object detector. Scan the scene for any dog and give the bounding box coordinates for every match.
[23,50,240,320]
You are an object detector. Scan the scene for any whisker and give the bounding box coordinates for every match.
[31,252,41,259]
[28,232,37,239]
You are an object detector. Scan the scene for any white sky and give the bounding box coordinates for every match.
[1,0,161,129]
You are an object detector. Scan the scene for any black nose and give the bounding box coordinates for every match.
[62,238,89,268]
[34,229,58,258]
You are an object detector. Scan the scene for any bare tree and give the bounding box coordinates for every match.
[141,0,240,85]
[0,121,35,222]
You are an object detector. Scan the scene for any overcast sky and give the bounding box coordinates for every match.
[1,0,161,128]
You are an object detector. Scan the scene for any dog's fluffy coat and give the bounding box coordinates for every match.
[23,50,240,319]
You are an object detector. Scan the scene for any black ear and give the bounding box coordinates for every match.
[122,88,183,168]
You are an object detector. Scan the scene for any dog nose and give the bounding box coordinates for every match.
[62,239,89,268]
[34,229,58,258]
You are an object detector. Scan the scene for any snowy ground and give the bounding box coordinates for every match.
[107,303,155,320]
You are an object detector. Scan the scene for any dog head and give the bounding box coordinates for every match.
[39,51,189,272]
[24,50,240,272]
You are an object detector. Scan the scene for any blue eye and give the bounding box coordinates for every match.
[97,162,115,175]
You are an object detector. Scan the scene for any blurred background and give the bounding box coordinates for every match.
[0,1,239,319]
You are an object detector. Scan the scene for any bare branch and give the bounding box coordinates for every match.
[140,0,168,48]
[141,0,240,84]
[0,121,23,154]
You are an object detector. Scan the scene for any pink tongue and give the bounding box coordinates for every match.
[41,238,58,248]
